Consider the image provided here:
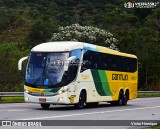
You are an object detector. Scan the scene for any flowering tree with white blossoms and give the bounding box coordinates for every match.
[50,24,119,51]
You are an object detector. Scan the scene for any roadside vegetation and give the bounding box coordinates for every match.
[0,97,24,103]
[145,126,160,129]
[137,94,160,98]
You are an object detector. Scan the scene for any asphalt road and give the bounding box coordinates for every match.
[0,97,160,129]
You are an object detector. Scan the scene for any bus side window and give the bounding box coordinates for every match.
[116,56,121,71]
[92,52,100,69]
[130,58,137,72]
[124,59,129,72]
[111,55,117,71]
[101,54,107,70]
[68,49,82,80]
[107,55,113,70]
[82,50,92,70]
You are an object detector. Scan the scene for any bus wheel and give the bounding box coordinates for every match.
[74,91,86,109]
[117,91,123,106]
[41,104,50,109]
[86,102,99,107]
[123,92,129,106]
[123,95,127,106]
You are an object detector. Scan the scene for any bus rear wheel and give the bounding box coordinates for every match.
[117,91,125,106]
[123,91,129,106]
[41,104,50,109]
[112,91,124,106]
[74,91,86,109]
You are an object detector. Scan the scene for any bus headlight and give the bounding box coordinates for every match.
[24,89,29,94]
[58,86,68,94]
[25,97,29,101]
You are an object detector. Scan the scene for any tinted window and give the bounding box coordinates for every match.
[68,49,82,81]
[81,50,137,73]
[82,50,93,69]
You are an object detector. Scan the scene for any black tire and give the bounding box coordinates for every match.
[122,95,127,105]
[86,102,99,107]
[123,92,129,106]
[116,91,124,106]
[74,91,86,109]
[110,91,126,106]
[41,104,50,109]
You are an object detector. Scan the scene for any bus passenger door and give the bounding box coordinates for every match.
[76,70,98,103]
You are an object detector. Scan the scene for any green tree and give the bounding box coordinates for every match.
[134,27,159,88]
[27,20,57,47]
[0,43,28,92]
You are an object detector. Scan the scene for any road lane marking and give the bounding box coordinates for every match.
[21,105,160,120]
[128,100,159,104]
[0,103,37,108]
[131,98,160,102]
[0,109,31,112]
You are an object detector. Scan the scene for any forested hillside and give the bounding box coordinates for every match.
[0,0,160,91]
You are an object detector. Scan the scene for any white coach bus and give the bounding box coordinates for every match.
[18,41,138,109]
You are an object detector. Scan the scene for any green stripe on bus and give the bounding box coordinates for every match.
[91,69,112,96]
[43,87,61,92]
[98,70,112,96]
[91,69,106,96]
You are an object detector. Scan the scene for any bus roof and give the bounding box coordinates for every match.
[31,41,137,58]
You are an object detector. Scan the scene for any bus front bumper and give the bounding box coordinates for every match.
[24,92,71,104]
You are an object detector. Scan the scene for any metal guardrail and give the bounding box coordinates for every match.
[138,91,160,94]
[0,92,24,100]
[0,92,24,97]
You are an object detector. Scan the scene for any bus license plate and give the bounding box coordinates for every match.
[39,98,46,102]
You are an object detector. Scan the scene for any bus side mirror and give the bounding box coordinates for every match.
[18,56,28,70]
[64,56,77,71]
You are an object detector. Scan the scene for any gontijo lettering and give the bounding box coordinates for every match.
[112,74,128,81]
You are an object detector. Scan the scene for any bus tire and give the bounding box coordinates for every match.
[123,91,129,106]
[116,91,123,106]
[41,103,50,109]
[123,95,127,106]
[74,91,86,109]
[86,102,99,107]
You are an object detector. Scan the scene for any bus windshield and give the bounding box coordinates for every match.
[25,52,69,88]
[25,49,82,88]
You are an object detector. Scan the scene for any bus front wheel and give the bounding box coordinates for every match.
[41,103,50,109]
[74,91,86,109]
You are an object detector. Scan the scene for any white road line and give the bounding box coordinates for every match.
[128,100,160,104]
[131,98,160,102]
[0,109,30,112]
[134,97,160,101]
[21,105,160,120]
[0,103,36,108]
[133,98,160,101]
